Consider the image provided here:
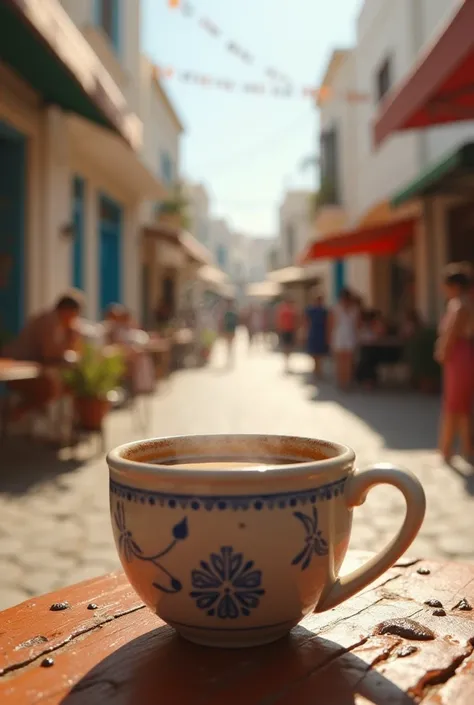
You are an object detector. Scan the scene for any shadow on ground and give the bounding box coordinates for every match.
[0,438,83,495]
[305,377,440,452]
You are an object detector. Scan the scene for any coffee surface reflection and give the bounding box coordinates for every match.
[160,458,302,470]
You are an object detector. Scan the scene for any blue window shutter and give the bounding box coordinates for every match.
[72,175,86,290]
[112,0,121,55]
[93,0,101,25]
[94,0,121,55]
[160,152,173,186]
[333,259,346,300]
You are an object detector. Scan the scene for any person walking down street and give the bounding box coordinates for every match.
[276,296,299,373]
[305,293,328,378]
[330,288,359,391]
[247,306,263,349]
[435,264,474,463]
[222,301,239,368]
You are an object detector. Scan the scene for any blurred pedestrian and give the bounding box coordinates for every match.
[305,292,328,378]
[276,295,299,373]
[435,263,474,463]
[247,305,263,348]
[222,300,239,367]
[330,288,359,390]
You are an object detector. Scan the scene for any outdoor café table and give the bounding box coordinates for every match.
[2,551,474,704]
[144,336,171,380]
[171,327,195,370]
[0,358,40,383]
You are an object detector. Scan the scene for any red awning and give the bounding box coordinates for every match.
[374,0,474,146]
[300,219,415,263]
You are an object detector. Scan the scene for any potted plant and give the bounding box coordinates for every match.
[155,183,190,230]
[405,327,441,394]
[63,344,126,430]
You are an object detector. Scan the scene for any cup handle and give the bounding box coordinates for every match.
[315,463,426,613]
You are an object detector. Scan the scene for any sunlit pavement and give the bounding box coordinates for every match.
[1,329,472,609]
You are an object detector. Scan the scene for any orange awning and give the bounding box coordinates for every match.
[374,0,474,145]
[300,218,415,263]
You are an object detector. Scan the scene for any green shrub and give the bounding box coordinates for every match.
[63,344,126,399]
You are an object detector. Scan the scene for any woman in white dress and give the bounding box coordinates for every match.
[330,289,359,390]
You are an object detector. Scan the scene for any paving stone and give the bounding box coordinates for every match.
[0,333,469,609]
[0,538,24,558]
[0,587,29,611]
[17,549,75,573]
[437,533,474,557]
[20,570,58,597]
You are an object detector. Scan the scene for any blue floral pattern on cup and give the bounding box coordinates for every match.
[190,546,265,618]
[114,501,188,594]
[292,506,329,570]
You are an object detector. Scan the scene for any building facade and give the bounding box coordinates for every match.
[0,0,163,344]
[310,0,474,321]
[278,191,314,269]
[185,183,211,248]
[139,57,186,327]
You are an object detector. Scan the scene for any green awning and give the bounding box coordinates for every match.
[391,142,474,208]
[0,1,130,141]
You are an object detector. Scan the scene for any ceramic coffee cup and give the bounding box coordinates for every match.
[107,434,425,648]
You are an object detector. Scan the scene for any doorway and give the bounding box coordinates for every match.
[447,203,474,266]
[0,120,26,344]
[98,193,122,316]
[333,259,346,301]
[72,175,85,290]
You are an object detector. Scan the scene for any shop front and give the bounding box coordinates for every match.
[300,218,417,320]
[373,0,474,323]
[0,0,146,327]
[0,120,26,343]
[389,143,474,321]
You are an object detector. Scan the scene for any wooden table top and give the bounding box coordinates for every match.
[1,551,474,704]
[0,359,40,382]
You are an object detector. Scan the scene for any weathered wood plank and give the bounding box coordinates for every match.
[0,572,144,675]
[2,553,474,705]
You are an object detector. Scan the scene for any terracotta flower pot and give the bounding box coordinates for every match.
[75,397,110,431]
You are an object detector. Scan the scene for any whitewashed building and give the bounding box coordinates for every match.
[308,0,474,321]
[139,57,187,327]
[277,191,313,269]
[0,0,164,342]
[185,183,211,248]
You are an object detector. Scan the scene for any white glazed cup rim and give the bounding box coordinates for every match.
[107,434,355,481]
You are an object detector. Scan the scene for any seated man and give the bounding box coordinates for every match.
[4,291,84,422]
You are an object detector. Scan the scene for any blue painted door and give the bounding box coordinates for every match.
[333,259,346,301]
[72,175,85,289]
[98,194,122,315]
[0,121,25,343]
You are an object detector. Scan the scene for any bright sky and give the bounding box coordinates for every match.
[142,0,361,236]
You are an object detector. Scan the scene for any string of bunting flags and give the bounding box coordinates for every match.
[167,0,293,86]
[153,65,369,103]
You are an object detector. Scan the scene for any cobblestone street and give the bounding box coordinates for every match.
[1,332,473,610]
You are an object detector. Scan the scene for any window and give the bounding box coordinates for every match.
[319,127,340,205]
[376,57,392,103]
[95,0,120,53]
[216,244,227,269]
[160,151,173,186]
[286,223,295,262]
